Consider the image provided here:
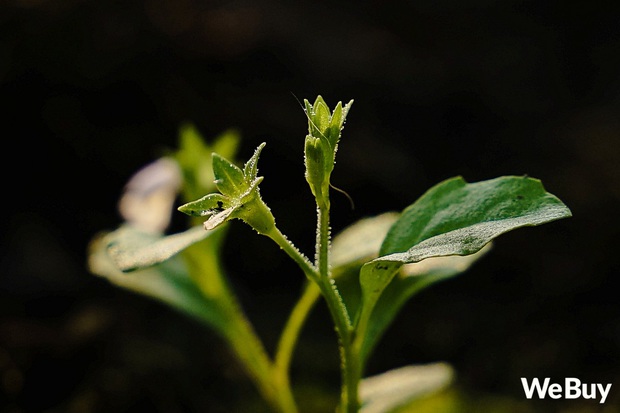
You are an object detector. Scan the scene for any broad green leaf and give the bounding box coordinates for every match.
[363,175,571,306]
[357,176,571,361]
[380,175,571,255]
[212,153,247,197]
[360,362,454,413]
[88,227,228,331]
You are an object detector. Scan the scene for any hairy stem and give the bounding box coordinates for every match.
[267,226,318,283]
[315,201,360,413]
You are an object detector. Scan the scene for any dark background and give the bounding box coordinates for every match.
[1,1,619,412]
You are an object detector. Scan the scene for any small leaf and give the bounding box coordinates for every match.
[178,193,231,217]
[178,194,237,231]
[329,101,343,130]
[243,142,266,181]
[313,95,327,109]
[212,153,247,197]
[328,99,353,148]
[341,99,354,121]
[313,100,331,137]
[325,101,343,148]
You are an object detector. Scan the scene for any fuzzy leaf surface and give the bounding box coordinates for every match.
[357,176,572,361]
[212,153,247,197]
[380,175,571,255]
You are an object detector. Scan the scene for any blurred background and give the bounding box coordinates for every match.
[1,1,619,412]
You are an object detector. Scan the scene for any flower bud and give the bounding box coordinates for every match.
[304,136,326,201]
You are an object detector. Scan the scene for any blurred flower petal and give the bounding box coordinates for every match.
[119,157,182,233]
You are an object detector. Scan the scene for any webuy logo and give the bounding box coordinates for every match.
[521,378,612,404]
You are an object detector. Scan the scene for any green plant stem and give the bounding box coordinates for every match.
[264,194,363,412]
[184,239,298,413]
[315,201,360,413]
[222,301,298,413]
[273,281,321,405]
[267,227,318,282]
[275,282,321,375]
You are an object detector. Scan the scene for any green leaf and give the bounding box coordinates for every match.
[243,142,266,181]
[359,246,491,361]
[329,101,343,128]
[341,99,354,122]
[313,95,327,109]
[356,175,571,361]
[331,212,400,271]
[360,362,454,413]
[178,193,231,217]
[212,153,248,197]
[88,227,228,331]
[180,144,274,234]
[313,100,331,136]
[380,175,571,255]
[326,99,353,149]
[174,124,240,202]
[106,225,216,272]
[331,213,400,315]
